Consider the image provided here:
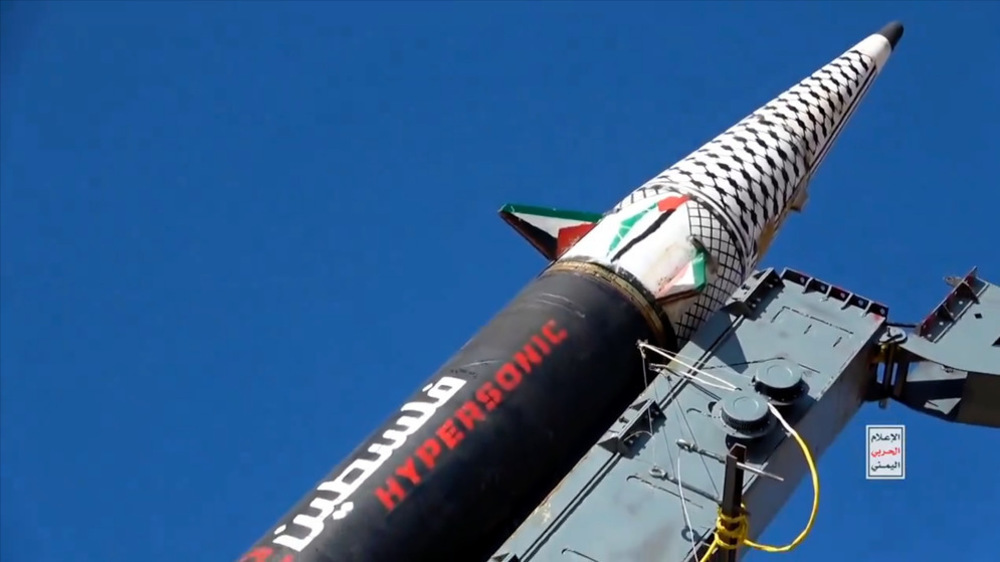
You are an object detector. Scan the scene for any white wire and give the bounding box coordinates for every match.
[639,341,742,388]
[676,453,699,560]
[639,340,801,561]
[638,342,739,391]
[645,343,798,430]
[640,341,707,560]
[639,346,662,466]
[766,401,795,436]
[653,365,738,393]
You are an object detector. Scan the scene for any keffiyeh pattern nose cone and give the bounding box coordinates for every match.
[562,26,899,340]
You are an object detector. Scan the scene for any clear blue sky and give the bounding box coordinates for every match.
[2,1,998,561]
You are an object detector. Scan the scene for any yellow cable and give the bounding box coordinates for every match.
[697,405,820,562]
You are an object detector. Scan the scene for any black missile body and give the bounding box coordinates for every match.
[242,264,676,562]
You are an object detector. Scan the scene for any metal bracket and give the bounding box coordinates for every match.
[873,326,908,408]
[870,268,1000,427]
[677,439,784,482]
[717,444,748,562]
[597,398,666,456]
[689,444,749,562]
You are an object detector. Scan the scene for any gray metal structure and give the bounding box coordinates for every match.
[491,267,1000,562]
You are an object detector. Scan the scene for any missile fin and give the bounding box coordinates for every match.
[499,204,601,260]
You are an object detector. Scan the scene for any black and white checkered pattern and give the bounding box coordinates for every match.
[612,47,877,275]
[670,204,745,340]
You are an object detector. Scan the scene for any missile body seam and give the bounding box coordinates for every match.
[244,270,679,562]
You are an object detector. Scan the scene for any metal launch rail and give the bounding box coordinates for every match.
[491,266,1000,562]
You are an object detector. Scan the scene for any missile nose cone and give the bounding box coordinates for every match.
[850,21,902,73]
[610,23,906,287]
[877,21,904,50]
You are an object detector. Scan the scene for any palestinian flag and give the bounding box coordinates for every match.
[499,204,602,260]
[608,195,690,261]
[656,249,709,302]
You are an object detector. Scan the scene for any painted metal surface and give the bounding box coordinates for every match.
[241,269,676,562]
[492,268,888,562]
[492,265,1000,562]
[880,267,1000,427]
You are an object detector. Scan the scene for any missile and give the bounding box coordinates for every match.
[240,22,903,562]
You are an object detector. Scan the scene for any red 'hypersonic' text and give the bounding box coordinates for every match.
[240,546,294,562]
[374,319,569,512]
